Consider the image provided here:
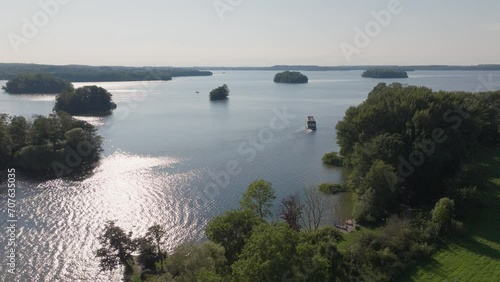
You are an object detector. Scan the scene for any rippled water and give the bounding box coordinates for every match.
[1,70,499,281]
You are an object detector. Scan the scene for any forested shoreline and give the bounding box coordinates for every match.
[361,69,408,78]
[3,79,499,281]
[94,83,500,281]
[0,63,212,82]
[2,73,73,94]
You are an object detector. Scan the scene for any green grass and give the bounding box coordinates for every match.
[406,146,500,282]
[337,226,366,252]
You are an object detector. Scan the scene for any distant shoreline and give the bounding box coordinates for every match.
[0,63,212,83]
[200,64,500,71]
[0,63,499,84]
[2,63,500,72]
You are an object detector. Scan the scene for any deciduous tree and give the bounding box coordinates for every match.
[205,209,261,264]
[95,221,135,273]
[240,179,276,219]
[300,186,331,231]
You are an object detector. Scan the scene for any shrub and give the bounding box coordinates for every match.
[322,152,343,166]
[166,242,227,281]
[318,183,348,195]
[431,197,455,236]
[342,216,433,281]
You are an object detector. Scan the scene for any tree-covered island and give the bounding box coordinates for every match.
[0,112,103,177]
[54,86,117,116]
[209,84,230,101]
[2,73,73,94]
[361,69,409,78]
[273,71,309,84]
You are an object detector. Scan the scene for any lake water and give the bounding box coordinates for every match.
[1,70,499,281]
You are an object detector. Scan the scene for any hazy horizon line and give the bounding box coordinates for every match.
[1,62,500,68]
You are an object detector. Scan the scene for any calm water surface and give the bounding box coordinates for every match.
[1,70,499,281]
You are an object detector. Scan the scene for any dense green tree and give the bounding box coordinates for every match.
[2,73,73,94]
[274,71,308,83]
[336,83,500,215]
[133,224,168,272]
[231,223,298,282]
[353,160,398,223]
[205,209,261,264]
[134,236,158,271]
[64,128,86,147]
[0,115,13,166]
[348,133,404,181]
[145,224,167,270]
[209,84,230,100]
[294,227,343,281]
[352,188,377,224]
[28,114,58,146]
[240,179,276,219]
[8,116,29,152]
[54,85,117,115]
[95,221,135,273]
[13,144,63,171]
[329,83,499,281]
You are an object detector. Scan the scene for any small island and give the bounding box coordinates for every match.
[274,71,308,84]
[54,85,117,116]
[361,69,408,78]
[209,84,230,101]
[2,73,73,94]
[0,112,103,176]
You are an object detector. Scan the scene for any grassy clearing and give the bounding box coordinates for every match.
[407,147,500,281]
[337,226,365,253]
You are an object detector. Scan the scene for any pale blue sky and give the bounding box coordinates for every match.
[1,0,499,66]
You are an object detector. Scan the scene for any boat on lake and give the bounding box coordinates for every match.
[306,116,317,130]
